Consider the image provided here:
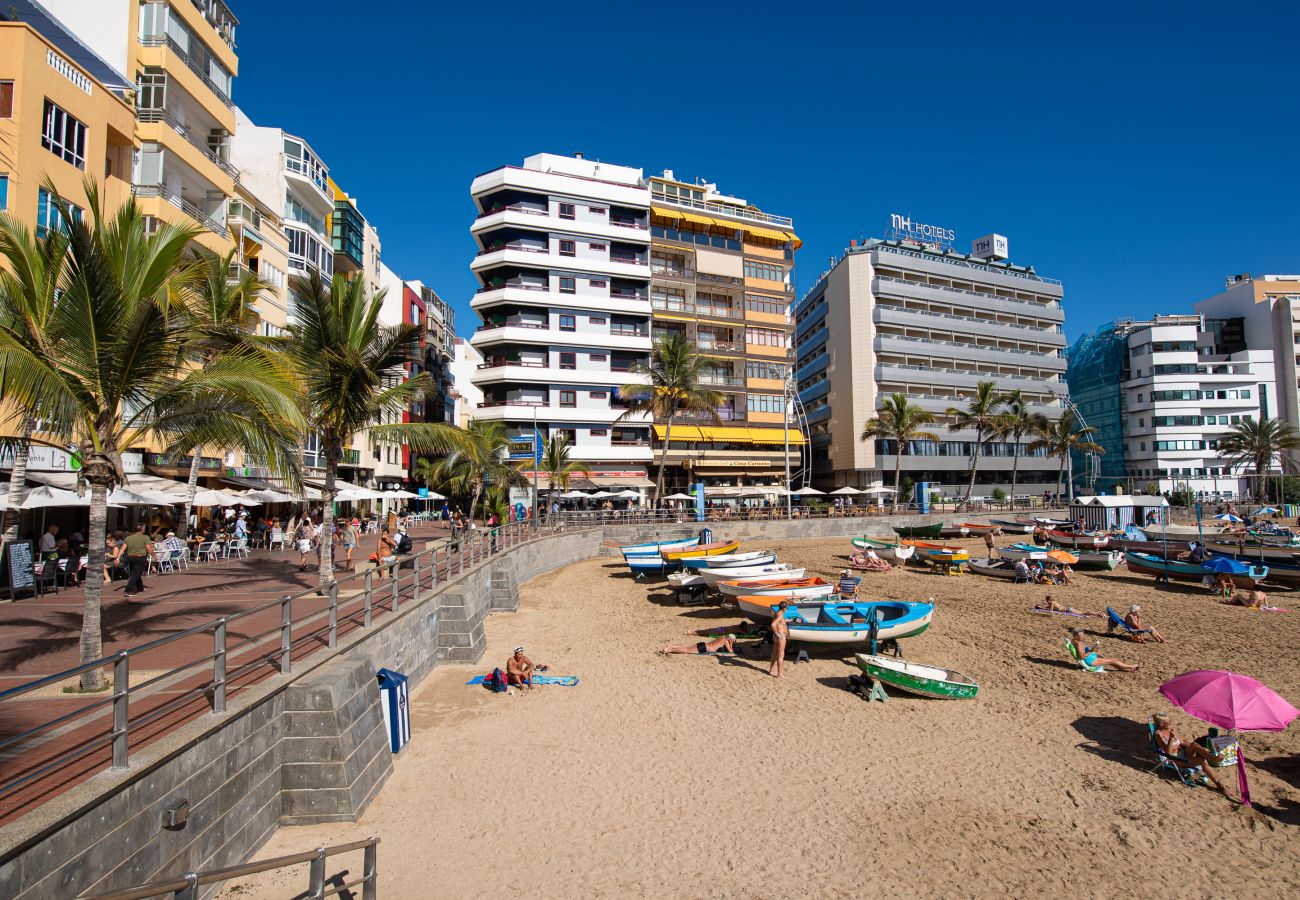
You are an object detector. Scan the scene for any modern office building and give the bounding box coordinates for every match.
[38,0,241,253]
[0,3,137,231]
[469,153,655,492]
[647,172,804,489]
[794,228,1067,496]
[1067,313,1276,498]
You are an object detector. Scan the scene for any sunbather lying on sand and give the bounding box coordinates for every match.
[1035,595,1101,617]
[686,622,763,637]
[1152,714,1226,792]
[660,635,736,656]
[1224,588,1274,610]
[1068,628,1140,671]
[850,548,891,572]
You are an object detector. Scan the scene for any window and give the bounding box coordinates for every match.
[589,206,606,215]
[590,279,607,289]
[590,317,607,325]
[747,394,785,413]
[36,188,82,237]
[590,428,608,436]
[746,361,786,381]
[558,276,575,294]
[559,390,576,407]
[588,242,606,251]
[1241,389,1251,399]
[559,352,576,370]
[590,354,608,362]
[0,175,7,211]
[559,240,576,257]
[746,327,786,347]
[744,295,787,315]
[744,260,784,281]
[42,100,87,169]
[0,81,14,118]
[558,202,575,219]
[558,315,576,331]
[590,391,608,400]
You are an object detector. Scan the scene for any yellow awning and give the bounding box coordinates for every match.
[698,426,755,443]
[747,427,806,445]
[677,211,718,228]
[650,206,682,222]
[742,223,789,243]
[785,231,803,250]
[653,424,703,441]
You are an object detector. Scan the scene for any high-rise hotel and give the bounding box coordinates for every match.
[795,225,1067,497]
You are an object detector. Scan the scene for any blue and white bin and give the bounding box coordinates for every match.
[376,668,410,753]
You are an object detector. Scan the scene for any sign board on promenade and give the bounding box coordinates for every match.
[0,446,143,474]
[2,540,37,600]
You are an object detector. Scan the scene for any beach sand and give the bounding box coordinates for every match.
[221,536,1300,898]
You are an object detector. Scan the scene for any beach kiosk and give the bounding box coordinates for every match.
[1069,495,1169,532]
[376,668,411,753]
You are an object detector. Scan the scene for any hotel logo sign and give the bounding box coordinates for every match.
[889,214,954,247]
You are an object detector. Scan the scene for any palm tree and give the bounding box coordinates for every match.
[429,419,521,525]
[996,389,1048,510]
[945,381,1002,503]
[1028,409,1103,501]
[619,333,723,505]
[176,247,269,538]
[287,271,474,586]
[412,456,438,493]
[537,432,587,491]
[0,183,305,689]
[1217,418,1300,500]
[0,215,68,541]
[860,393,939,500]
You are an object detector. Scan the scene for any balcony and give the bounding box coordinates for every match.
[131,185,227,236]
[876,362,1062,393]
[678,408,746,422]
[873,304,1066,344]
[699,374,745,387]
[138,34,233,109]
[651,298,743,321]
[136,107,238,179]
[873,334,1067,370]
[650,190,793,228]
[340,449,362,466]
[873,275,1064,321]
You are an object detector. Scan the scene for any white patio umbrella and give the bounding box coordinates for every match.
[384,489,420,500]
[107,487,173,506]
[614,489,641,499]
[589,490,616,499]
[421,490,446,500]
[20,486,103,509]
[860,485,897,495]
[190,489,255,507]
[243,489,294,503]
[792,486,825,496]
[559,490,591,499]
[662,492,696,501]
[829,486,864,495]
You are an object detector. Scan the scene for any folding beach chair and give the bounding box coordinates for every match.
[1147,715,1209,787]
[1106,607,1150,642]
[1064,638,1105,673]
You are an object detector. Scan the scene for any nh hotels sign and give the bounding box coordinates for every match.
[889,214,955,247]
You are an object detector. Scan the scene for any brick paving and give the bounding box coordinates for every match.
[0,521,467,825]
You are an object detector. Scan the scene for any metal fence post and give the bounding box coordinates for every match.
[430,547,438,589]
[280,595,292,673]
[213,618,227,713]
[111,652,129,770]
[391,565,399,614]
[363,570,373,628]
[413,553,422,604]
[175,873,198,900]
[307,847,326,900]
[327,581,338,649]
[362,839,378,900]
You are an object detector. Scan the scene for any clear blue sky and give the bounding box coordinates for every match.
[233,1,1299,343]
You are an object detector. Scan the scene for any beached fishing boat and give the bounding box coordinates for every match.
[995,543,1051,562]
[1045,530,1109,549]
[1140,523,1229,539]
[1105,536,1192,554]
[893,522,944,539]
[1123,550,1267,587]
[682,550,776,569]
[666,571,706,590]
[855,654,979,700]
[960,522,1002,535]
[1033,517,1078,528]
[1242,528,1300,547]
[850,537,916,564]
[627,554,672,576]
[620,536,699,559]
[717,576,835,600]
[1072,549,1124,570]
[938,525,970,539]
[662,540,741,561]
[697,565,805,587]
[990,519,1035,533]
[1203,540,1300,563]
[780,600,935,644]
[901,540,970,564]
[968,558,1025,580]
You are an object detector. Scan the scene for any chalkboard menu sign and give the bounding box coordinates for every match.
[2,540,37,600]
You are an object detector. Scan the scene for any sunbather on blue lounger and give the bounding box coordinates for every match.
[1067,628,1140,672]
[1107,605,1166,643]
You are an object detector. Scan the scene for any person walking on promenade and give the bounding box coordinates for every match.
[122,523,156,597]
[295,517,315,571]
[769,599,790,678]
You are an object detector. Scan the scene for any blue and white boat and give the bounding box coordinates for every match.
[619,536,699,559]
[682,550,776,569]
[782,600,935,645]
[627,554,674,576]
[996,543,1052,562]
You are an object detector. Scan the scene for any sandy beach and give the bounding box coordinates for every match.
[223,535,1300,898]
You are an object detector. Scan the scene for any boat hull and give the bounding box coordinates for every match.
[1046,530,1108,549]
[783,601,934,644]
[1203,541,1300,563]
[938,526,970,539]
[850,537,915,563]
[969,559,1021,579]
[697,565,805,587]
[682,551,776,569]
[893,522,944,539]
[1124,551,1267,586]
[721,578,836,600]
[855,654,979,700]
[1072,550,1124,570]
[990,519,1035,533]
[620,536,698,559]
[996,545,1050,562]
[662,540,741,561]
[960,523,1002,535]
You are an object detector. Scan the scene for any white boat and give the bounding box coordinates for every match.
[855,654,979,700]
[995,544,1051,562]
[620,536,699,559]
[667,571,706,590]
[1140,523,1229,539]
[719,576,835,601]
[682,550,777,569]
[782,601,934,644]
[697,565,804,588]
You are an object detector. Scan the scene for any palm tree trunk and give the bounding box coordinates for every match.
[1056,455,1067,502]
[965,440,979,502]
[317,447,336,587]
[469,479,483,530]
[893,446,903,502]
[79,480,109,691]
[2,415,35,542]
[180,451,201,539]
[1009,432,1021,509]
[655,418,673,508]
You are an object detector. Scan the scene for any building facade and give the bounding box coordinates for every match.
[469,153,654,492]
[794,231,1067,497]
[647,172,804,490]
[450,338,484,429]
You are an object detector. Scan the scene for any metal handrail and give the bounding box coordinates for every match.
[79,836,378,900]
[0,523,538,808]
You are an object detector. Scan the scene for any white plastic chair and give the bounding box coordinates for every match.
[268,528,285,550]
[195,541,220,563]
[228,538,249,559]
[151,543,172,573]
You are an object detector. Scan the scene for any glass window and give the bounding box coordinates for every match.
[559,315,576,331]
[590,391,608,399]
[558,276,575,294]
[559,391,576,407]
[1240,388,1251,399]
[0,174,7,211]
[558,202,575,219]
[588,242,606,251]
[41,100,87,169]
[559,352,576,370]
[589,279,607,289]
[36,188,81,237]
[559,240,575,257]
[0,81,14,118]
[589,207,606,214]
[590,353,608,362]
[590,428,608,436]
[589,317,607,325]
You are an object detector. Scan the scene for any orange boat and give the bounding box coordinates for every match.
[716,576,835,599]
[901,540,970,564]
[661,540,741,561]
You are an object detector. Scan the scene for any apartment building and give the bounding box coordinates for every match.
[369,261,410,491]
[227,180,289,334]
[37,0,240,253]
[1067,314,1277,498]
[794,228,1067,496]
[0,4,137,231]
[469,153,655,492]
[647,173,804,489]
[450,338,484,429]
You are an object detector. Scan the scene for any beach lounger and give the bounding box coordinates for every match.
[1105,607,1150,642]
[1064,638,1105,673]
[1147,715,1209,787]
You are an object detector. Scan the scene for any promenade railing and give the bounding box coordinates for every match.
[0,522,537,814]
[557,501,1060,528]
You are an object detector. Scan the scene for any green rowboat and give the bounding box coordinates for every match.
[892,522,944,539]
[854,653,979,700]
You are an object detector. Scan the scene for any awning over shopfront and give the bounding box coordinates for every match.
[588,475,654,488]
[652,425,806,445]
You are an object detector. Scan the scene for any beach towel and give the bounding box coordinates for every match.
[1030,608,1092,618]
[467,674,579,687]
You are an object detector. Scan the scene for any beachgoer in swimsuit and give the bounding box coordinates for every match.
[1152,714,1225,791]
[1068,628,1139,671]
[769,599,790,678]
[506,647,535,689]
[1124,604,1166,642]
[1035,594,1101,618]
[659,635,736,655]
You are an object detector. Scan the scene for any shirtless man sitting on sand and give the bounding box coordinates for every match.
[660,635,736,655]
[1034,594,1102,618]
[506,647,535,689]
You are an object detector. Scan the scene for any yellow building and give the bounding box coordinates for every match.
[0,11,136,232]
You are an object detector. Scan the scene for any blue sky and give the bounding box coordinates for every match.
[233,1,1299,343]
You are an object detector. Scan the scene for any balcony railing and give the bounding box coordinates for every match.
[610,255,647,266]
[876,244,1061,286]
[698,272,744,287]
[131,185,227,236]
[479,399,547,408]
[610,290,648,301]
[341,449,361,465]
[679,408,744,422]
[699,374,745,387]
[136,107,239,179]
[285,156,330,196]
[478,359,547,369]
[477,319,548,331]
[874,275,1060,315]
[875,333,1063,359]
[650,191,793,228]
[138,35,233,108]
[651,265,696,280]
[477,203,548,219]
[874,302,1063,335]
[476,243,548,256]
[477,281,546,294]
[609,327,650,338]
[651,298,744,320]
[609,216,648,230]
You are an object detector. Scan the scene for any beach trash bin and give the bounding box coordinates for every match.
[376,668,410,753]
[698,527,713,544]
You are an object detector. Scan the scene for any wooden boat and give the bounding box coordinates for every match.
[996,543,1051,562]
[893,522,944,539]
[627,554,673,576]
[781,601,935,644]
[718,576,835,600]
[696,565,805,588]
[901,540,969,564]
[855,654,979,700]
[662,540,740,561]
[938,525,970,539]
[682,550,776,569]
[968,558,1023,580]
[620,536,698,559]
[1072,549,1124,570]
[1141,523,1229,539]
[1046,530,1108,549]
[850,537,915,564]
[1123,551,1267,587]
[1033,516,1078,528]
[990,519,1035,533]
[1203,540,1300,563]
[666,571,706,589]
[1243,528,1300,547]
[960,522,1002,536]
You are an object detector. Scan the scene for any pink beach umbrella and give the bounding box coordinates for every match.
[1159,670,1299,806]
